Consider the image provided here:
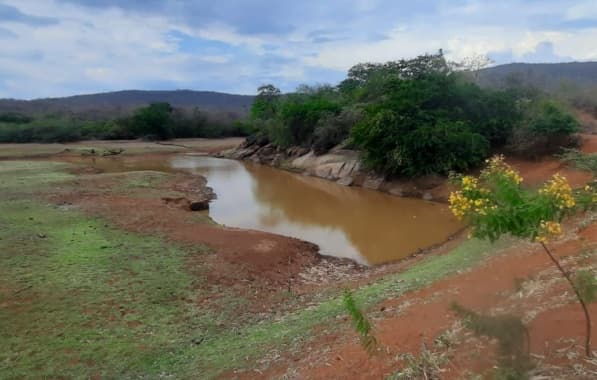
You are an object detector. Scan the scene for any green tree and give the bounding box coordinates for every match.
[132,102,173,139]
[251,84,281,121]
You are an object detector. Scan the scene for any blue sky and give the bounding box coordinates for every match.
[0,0,596,99]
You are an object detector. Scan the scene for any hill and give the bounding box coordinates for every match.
[0,90,254,120]
[477,61,597,91]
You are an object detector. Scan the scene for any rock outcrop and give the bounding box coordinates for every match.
[222,140,451,202]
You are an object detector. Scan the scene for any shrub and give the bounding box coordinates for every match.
[351,108,489,176]
[279,92,341,146]
[311,107,362,155]
[449,155,597,356]
[350,70,518,176]
[0,112,32,124]
[507,99,579,158]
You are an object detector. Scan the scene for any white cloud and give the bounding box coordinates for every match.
[0,0,596,98]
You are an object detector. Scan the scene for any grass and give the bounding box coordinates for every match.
[559,148,597,175]
[0,159,515,378]
[0,200,204,378]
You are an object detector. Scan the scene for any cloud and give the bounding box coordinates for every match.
[0,0,596,99]
[522,41,574,63]
[0,26,16,37]
[0,2,57,25]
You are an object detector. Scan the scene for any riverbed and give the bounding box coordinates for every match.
[59,154,462,265]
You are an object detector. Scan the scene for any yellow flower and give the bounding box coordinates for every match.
[481,155,523,185]
[461,176,478,191]
[540,173,575,210]
[535,220,563,243]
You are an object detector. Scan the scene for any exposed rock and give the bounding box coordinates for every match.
[362,175,385,190]
[388,187,404,197]
[224,139,450,203]
[336,177,353,186]
[229,145,260,160]
[189,200,210,211]
[272,154,283,167]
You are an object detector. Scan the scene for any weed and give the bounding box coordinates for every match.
[388,339,451,380]
[343,289,377,355]
[558,148,597,174]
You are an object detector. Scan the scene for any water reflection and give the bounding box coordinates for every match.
[171,156,461,265]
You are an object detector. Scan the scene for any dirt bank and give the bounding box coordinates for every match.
[0,137,244,159]
[223,135,595,203]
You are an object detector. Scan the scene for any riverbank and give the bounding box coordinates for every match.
[221,136,595,202]
[2,137,597,378]
[0,137,245,159]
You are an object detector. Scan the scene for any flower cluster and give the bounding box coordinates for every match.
[540,173,576,209]
[449,176,494,221]
[481,155,523,185]
[535,220,563,243]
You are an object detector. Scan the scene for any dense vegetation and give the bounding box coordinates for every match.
[249,52,579,176]
[0,103,250,143]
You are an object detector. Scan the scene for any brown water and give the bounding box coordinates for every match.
[60,154,462,265]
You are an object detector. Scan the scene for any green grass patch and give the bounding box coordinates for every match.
[0,160,73,192]
[0,199,213,378]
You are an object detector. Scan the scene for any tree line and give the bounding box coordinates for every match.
[0,103,251,143]
[249,51,579,176]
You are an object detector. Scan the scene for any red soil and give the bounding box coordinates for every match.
[230,221,597,379]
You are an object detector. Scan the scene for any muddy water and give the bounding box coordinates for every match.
[61,154,462,265]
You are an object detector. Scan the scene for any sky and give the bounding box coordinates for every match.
[0,0,596,99]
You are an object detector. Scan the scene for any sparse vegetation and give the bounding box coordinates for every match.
[388,340,451,380]
[559,148,597,175]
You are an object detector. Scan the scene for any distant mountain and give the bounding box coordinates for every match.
[0,90,254,120]
[477,62,597,90]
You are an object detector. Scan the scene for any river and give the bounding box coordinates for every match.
[61,154,462,265]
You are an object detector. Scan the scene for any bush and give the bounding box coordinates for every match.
[0,118,82,143]
[0,112,32,124]
[507,99,579,158]
[352,109,489,175]
[350,71,507,176]
[312,107,362,155]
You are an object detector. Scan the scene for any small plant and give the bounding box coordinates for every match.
[451,303,532,379]
[449,155,597,356]
[343,289,377,355]
[388,338,450,380]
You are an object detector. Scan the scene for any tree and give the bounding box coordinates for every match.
[132,102,173,139]
[251,84,281,120]
[455,53,493,80]
[449,155,597,357]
